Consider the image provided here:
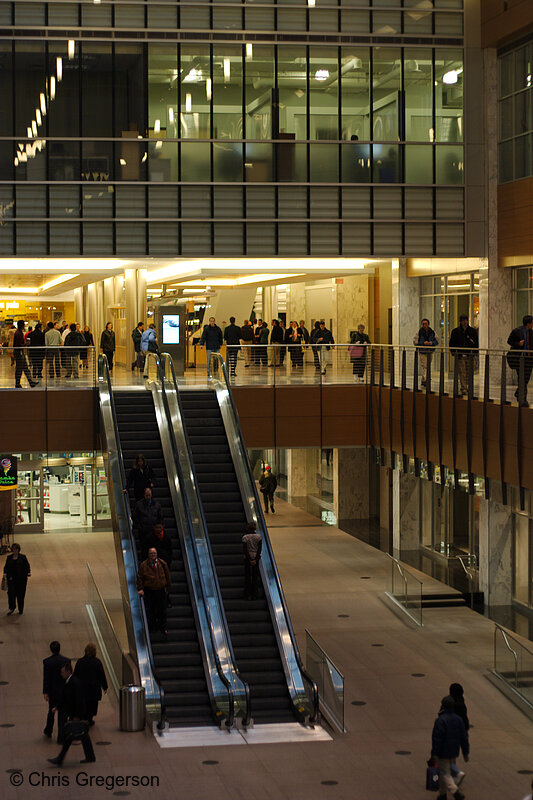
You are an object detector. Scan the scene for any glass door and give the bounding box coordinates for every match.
[15,465,44,533]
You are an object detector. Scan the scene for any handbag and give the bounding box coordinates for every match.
[426,759,440,792]
[349,345,365,358]
[1,575,6,591]
[63,720,89,739]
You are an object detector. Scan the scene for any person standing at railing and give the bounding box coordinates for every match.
[449,315,478,396]
[13,321,37,388]
[349,324,371,382]
[253,319,264,367]
[45,321,62,379]
[414,318,438,388]
[81,325,94,371]
[100,322,115,373]
[310,321,322,371]
[269,319,283,367]
[224,316,241,378]
[240,320,254,369]
[315,321,335,376]
[257,321,269,366]
[285,320,304,369]
[199,316,223,377]
[27,321,45,380]
[64,323,85,379]
[507,315,533,406]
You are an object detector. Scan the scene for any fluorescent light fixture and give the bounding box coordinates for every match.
[0,287,39,294]
[206,78,212,101]
[36,109,42,126]
[155,140,162,151]
[442,70,458,85]
[223,58,230,81]
[50,76,56,100]
[308,0,315,6]
[27,127,33,139]
[246,43,253,60]
[315,69,329,81]
[56,57,63,82]
[185,93,192,113]
[119,158,127,166]
[19,151,27,163]
[32,120,38,137]
[68,40,75,60]
[14,157,19,166]
[141,152,147,163]
[0,258,130,272]
[169,107,174,123]
[40,274,79,292]
[154,119,161,133]
[40,93,47,115]
[183,68,202,83]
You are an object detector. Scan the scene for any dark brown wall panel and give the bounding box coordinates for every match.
[322,417,366,446]
[275,416,321,446]
[238,418,275,448]
[482,0,533,47]
[233,387,274,418]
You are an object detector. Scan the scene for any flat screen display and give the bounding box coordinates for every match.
[162,315,180,345]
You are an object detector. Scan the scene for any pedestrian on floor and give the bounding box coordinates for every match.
[45,321,62,379]
[257,321,269,366]
[242,522,262,600]
[100,321,115,372]
[134,487,163,540]
[60,322,71,372]
[414,318,438,387]
[27,321,45,379]
[285,321,304,369]
[315,321,335,375]
[430,694,469,800]
[43,641,69,741]
[131,321,145,371]
[224,316,241,378]
[74,643,108,726]
[279,320,287,365]
[140,323,159,379]
[449,316,478,396]
[13,320,37,388]
[199,316,223,376]
[259,466,277,514]
[310,321,322,371]
[127,454,155,501]
[142,521,173,565]
[269,319,283,367]
[240,320,254,369]
[253,319,264,366]
[81,325,94,370]
[3,542,31,615]
[64,323,85,379]
[448,682,470,786]
[48,660,96,766]
[6,322,16,366]
[299,320,310,345]
[137,547,171,637]
[507,315,533,406]
[350,324,371,382]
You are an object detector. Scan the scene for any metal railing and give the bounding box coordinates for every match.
[305,630,344,733]
[209,351,320,725]
[494,624,533,710]
[386,553,423,627]
[456,553,478,608]
[1,345,97,389]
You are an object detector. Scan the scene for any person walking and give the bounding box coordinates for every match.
[299,320,310,345]
[507,315,533,406]
[3,542,31,614]
[140,323,159,379]
[74,643,108,726]
[449,316,478,396]
[310,321,322,371]
[127,454,155,502]
[242,522,262,600]
[7,322,16,366]
[142,522,173,565]
[81,325,94,371]
[259,466,277,514]
[131,321,144,371]
[137,546,171,637]
[224,316,241,378]
[414,318,438,387]
[199,316,223,376]
[279,320,287,365]
[28,321,45,379]
[448,682,470,786]
[252,319,264,366]
[285,321,304,369]
[315,321,335,375]
[48,661,96,766]
[350,324,371,382]
[43,641,69,741]
[100,321,115,372]
[64,323,85,379]
[269,319,283,367]
[133,487,163,541]
[430,695,469,800]
[13,320,37,388]
[257,321,269,366]
[45,321,62,379]
[240,320,254,369]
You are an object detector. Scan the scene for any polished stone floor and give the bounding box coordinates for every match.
[1,499,533,800]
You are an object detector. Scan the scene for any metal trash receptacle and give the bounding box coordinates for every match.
[119,685,145,731]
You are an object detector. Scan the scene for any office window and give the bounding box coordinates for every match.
[435,49,463,142]
[499,40,533,183]
[181,45,211,139]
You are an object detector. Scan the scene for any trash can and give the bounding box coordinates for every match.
[119,685,145,732]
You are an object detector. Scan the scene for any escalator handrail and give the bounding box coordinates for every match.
[159,352,252,727]
[144,352,239,728]
[209,352,319,724]
[97,354,166,730]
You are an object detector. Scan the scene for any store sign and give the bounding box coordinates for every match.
[0,455,17,490]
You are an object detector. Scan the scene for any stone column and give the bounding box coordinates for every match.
[478,497,513,611]
[391,258,420,347]
[333,448,369,524]
[391,470,421,559]
[125,268,146,366]
[333,275,370,344]
[74,287,84,326]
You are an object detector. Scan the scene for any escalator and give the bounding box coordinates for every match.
[112,390,213,726]
[180,389,296,722]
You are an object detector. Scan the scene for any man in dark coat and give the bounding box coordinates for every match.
[137,547,171,636]
[449,315,478,396]
[13,320,37,388]
[431,695,469,800]
[199,317,223,376]
[508,314,533,405]
[224,316,241,378]
[74,643,108,725]
[43,641,69,740]
[134,487,163,540]
[142,522,172,565]
[3,542,31,614]
[242,522,262,600]
[64,323,85,379]
[259,467,277,514]
[131,321,144,370]
[48,661,96,765]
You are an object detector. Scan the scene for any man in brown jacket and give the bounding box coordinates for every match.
[137,547,171,638]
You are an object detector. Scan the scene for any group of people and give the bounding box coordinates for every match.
[43,640,107,766]
[430,683,470,800]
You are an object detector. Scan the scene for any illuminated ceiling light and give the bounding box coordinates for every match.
[40,274,79,292]
[27,126,33,139]
[19,151,27,163]
[35,109,42,126]
[185,93,192,113]
[0,286,39,294]
[246,43,253,60]
[56,57,63,82]
[141,152,147,163]
[68,39,75,60]
[308,0,316,6]
[223,58,230,81]
[40,93,47,115]
[14,157,19,166]
[155,140,162,151]
[183,68,202,83]
[32,120,38,137]
[206,78,212,101]
[314,69,329,81]
[50,76,56,100]
[442,70,458,85]
[93,0,101,3]
[154,119,161,133]
[119,158,127,166]
[168,107,174,123]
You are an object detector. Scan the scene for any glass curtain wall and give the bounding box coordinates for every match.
[420,272,479,346]
[513,266,533,323]
[499,39,533,183]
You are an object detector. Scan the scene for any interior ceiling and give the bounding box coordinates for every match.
[0,273,61,289]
